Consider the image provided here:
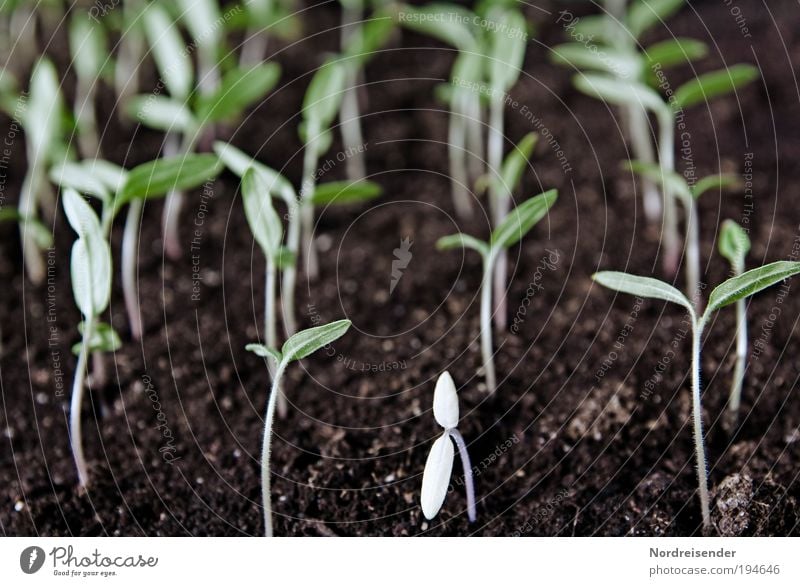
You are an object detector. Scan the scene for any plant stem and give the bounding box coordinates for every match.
[75,76,99,159]
[340,6,366,181]
[447,95,472,219]
[691,315,711,529]
[448,428,476,522]
[162,130,199,261]
[300,144,320,281]
[261,360,288,537]
[122,198,144,340]
[481,253,498,394]
[281,196,301,338]
[683,198,701,309]
[465,92,484,187]
[627,105,661,222]
[71,316,94,489]
[114,7,144,123]
[657,108,680,276]
[488,95,509,332]
[728,290,747,420]
[265,258,287,418]
[19,167,45,284]
[240,28,268,67]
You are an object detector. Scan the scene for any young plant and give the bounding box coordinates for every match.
[718,220,751,425]
[113,0,147,120]
[420,371,476,523]
[625,159,739,305]
[339,5,394,180]
[238,0,301,66]
[176,0,222,97]
[246,319,352,536]
[69,13,108,159]
[574,64,757,276]
[437,189,557,394]
[62,188,119,488]
[593,261,800,528]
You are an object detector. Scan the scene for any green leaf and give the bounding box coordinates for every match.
[299,123,333,157]
[436,233,489,257]
[117,154,222,206]
[498,132,537,198]
[344,14,395,67]
[490,189,557,250]
[311,181,383,205]
[592,271,693,313]
[673,64,759,111]
[396,4,477,52]
[623,159,692,201]
[50,162,111,205]
[62,188,103,239]
[69,14,107,80]
[195,62,281,123]
[487,8,527,93]
[281,319,352,363]
[302,59,347,132]
[177,0,222,50]
[127,95,196,132]
[275,245,297,269]
[24,58,63,160]
[644,38,708,71]
[72,322,121,355]
[690,174,740,199]
[568,14,612,44]
[213,141,297,207]
[627,0,685,40]
[573,73,667,114]
[705,261,800,316]
[550,43,642,79]
[85,160,129,195]
[246,343,283,363]
[142,2,193,100]
[242,167,283,258]
[718,219,750,267]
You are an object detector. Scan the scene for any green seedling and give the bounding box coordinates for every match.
[420,371,476,522]
[593,261,800,528]
[625,159,739,305]
[437,189,557,394]
[176,0,222,96]
[339,4,394,180]
[574,64,758,276]
[238,0,301,66]
[63,188,119,488]
[718,220,751,426]
[113,0,147,121]
[69,13,108,159]
[246,319,352,536]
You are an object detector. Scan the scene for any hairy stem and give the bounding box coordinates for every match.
[122,198,144,340]
[683,198,701,309]
[265,258,287,418]
[281,197,300,338]
[728,290,747,418]
[657,108,680,276]
[448,428,476,522]
[261,360,288,537]
[691,316,711,529]
[71,316,94,489]
[481,253,498,394]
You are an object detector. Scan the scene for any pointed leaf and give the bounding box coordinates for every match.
[213,141,296,207]
[281,319,352,363]
[550,43,642,79]
[117,154,222,206]
[128,95,196,132]
[69,14,106,80]
[718,219,750,267]
[70,231,112,318]
[242,167,283,258]
[397,4,477,52]
[593,271,694,313]
[644,38,708,71]
[690,173,740,199]
[705,261,800,316]
[246,343,283,364]
[436,233,489,257]
[142,3,193,100]
[433,371,459,429]
[344,13,395,67]
[311,181,383,205]
[50,162,111,205]
[196,62,281,123]
[490,189,557,250]
[623,159,691,201]
[498,132,538,198]
[62,188,102,239]
[302,59,347,132]
[673,64,759,111]
[421,431,455,520]
[627,0,685,40]
[487,8,527,93]
[573,73,666,114]
[72,322,122,355]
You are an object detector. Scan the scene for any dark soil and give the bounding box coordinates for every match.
[2,0,800,536]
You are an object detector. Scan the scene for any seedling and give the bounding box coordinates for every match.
[62,188,119,488]
[593,261,800,528]
[625,159,739,305]
[718,220,751,425]
[552,0,706,222]
[246,319,352,536]
[176,0,222,97]
[437,189,557,394]
[339,5,394,180]
[574,64,758,275]
[69,13,107,158]
[420,371,476,523]
[238,0,301,66]
[113,0,147,120]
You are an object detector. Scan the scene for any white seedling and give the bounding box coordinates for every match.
[438,190,557,394]
[113,0,146,120]
[574,64,758,276]
[593,261,800,528]
[69,13,107,158]
[421,371,476,523]
[63,188,118,488]
[246,319,352,536]
[718,220,751,425]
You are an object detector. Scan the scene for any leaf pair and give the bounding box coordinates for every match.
[624,160,739,204]
[246,319,352,367]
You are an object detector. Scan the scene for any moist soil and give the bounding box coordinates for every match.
[2,0,799,536]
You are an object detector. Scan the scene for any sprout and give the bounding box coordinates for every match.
[574,63,758,276]
[69,13,107,159]
[420,371,476,523]
[438,189,557,394]
[176,0,222,97]
[593,261,800,528]
[718,220,751,426]
[339,5,394,180]
[62,188,118,488]
[113,0,147,121]
[239,0,301,66]
[246,319,352,536]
